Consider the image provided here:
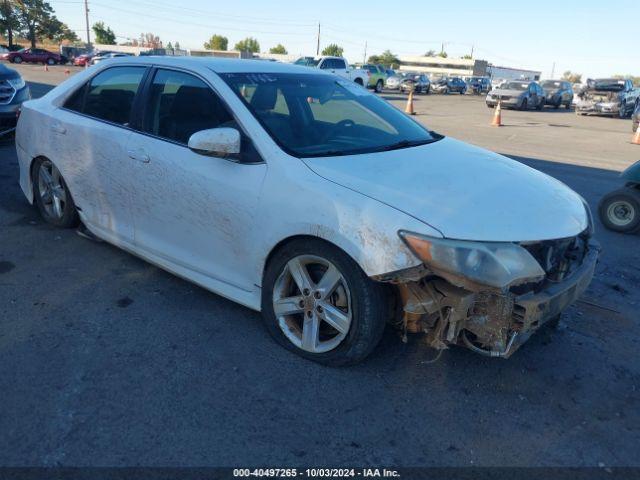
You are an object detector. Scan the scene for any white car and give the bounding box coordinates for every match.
[15,57,598,365]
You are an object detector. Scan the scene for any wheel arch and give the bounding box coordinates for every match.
[261,234,359,287]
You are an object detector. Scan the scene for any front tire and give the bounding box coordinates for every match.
[520,98,528,110]
[12,55,22,64]
[354,78,364,87]
[598,188,640,233]
[375,80,383,93]
[32,158,79,228]
[262,238,389,366]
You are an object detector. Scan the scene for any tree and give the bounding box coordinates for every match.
[424,49,437,57]
[321,43,343,57]
[92,21,115,44]
[562,70,582,83]
[42,17,77,43]
[0,0,20,48]
[460,54,472,59]
[437,51,448,58]
[204,34,227,51]
[138,32,161,49]
[269,43,287,54]
[174,41,180,50]
[367,50,399,68]
[234,36,259,53]
[166,41,172,50]
[14,0,57,48]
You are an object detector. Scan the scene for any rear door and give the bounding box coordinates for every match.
[56,65,148,242]
[125,67,267,290]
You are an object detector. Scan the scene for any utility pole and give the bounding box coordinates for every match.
[316,22,320,56]
[84,0,91,48]
[470,45,474,59]
[363,41,367,64]
[551,61,555,79]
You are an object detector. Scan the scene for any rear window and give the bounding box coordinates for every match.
[64,66,146,125]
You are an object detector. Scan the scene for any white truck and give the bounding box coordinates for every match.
[293,56,368,86]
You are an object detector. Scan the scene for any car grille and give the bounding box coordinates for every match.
[0,79,16,105]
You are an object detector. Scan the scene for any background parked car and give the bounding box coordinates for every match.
[398,72,430,94]
[432,77,467,94]
[541,80,573,109]
[486,81,546,110]
[466,76,492,94]
[0,48,66,65]
[361,64,387,92]
[0,63,30,130]
[576,78,638,118]
[91,52,133,65]
[293,56,369,86]
[73,51,99,66]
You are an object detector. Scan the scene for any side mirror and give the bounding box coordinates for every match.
[188,128,241,158]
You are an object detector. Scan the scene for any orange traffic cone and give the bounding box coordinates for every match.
[64,68,70,75]
[43,64,48,72]
[491,100,502,126]
[633,122,640,145]
[405,90,416,115]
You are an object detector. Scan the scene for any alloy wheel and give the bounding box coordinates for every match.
[37,160,68,220]
[272,255,352,353]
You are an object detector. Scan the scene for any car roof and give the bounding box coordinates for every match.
[97,55,318,74]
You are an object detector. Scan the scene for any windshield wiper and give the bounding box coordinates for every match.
[376,139,433,152]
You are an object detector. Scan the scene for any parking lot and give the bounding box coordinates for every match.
[1,64,639,468]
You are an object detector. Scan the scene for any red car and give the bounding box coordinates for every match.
[73,53,93,66]
[0,48,66,65]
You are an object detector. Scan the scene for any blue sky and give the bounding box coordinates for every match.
[50,0,636,78]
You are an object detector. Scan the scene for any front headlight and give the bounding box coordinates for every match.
[7,77,26,90]
[399,231,545,289]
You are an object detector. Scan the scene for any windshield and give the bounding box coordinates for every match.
[504,82,528,91]
[293,57,320,67]
[221,72,439,158]
[542,81,561,88]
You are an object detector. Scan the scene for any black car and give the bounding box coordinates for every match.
[432,77,467,94]
[399,73,431,94]
[0,64,30,132]
[541,80,573,109]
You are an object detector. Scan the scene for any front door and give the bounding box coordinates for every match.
[126,68,267,291]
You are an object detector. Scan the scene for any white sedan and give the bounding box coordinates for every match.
[15,57,598,365]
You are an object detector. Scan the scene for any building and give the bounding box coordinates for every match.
[486,65,541,83]
[398,55,488,78]
[397,55,541,84]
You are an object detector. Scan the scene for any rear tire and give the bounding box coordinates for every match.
[354,78,364,87]
[520,98,528,110]
[262,238,390,366]
[46,57,55,65]
[375,80,383,93]
[32,157,79,228]
[12,55,22,64]
[598,188,640,233]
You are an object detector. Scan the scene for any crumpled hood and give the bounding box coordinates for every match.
[303,137,588,242]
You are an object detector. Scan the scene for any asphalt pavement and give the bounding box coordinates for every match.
[0,63,639,468]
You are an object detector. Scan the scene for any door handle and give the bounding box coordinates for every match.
[127,150,150,163]
[51,122,66,134]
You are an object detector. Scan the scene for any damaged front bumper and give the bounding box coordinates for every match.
[575,101,620,116]
[379,238,599,358]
